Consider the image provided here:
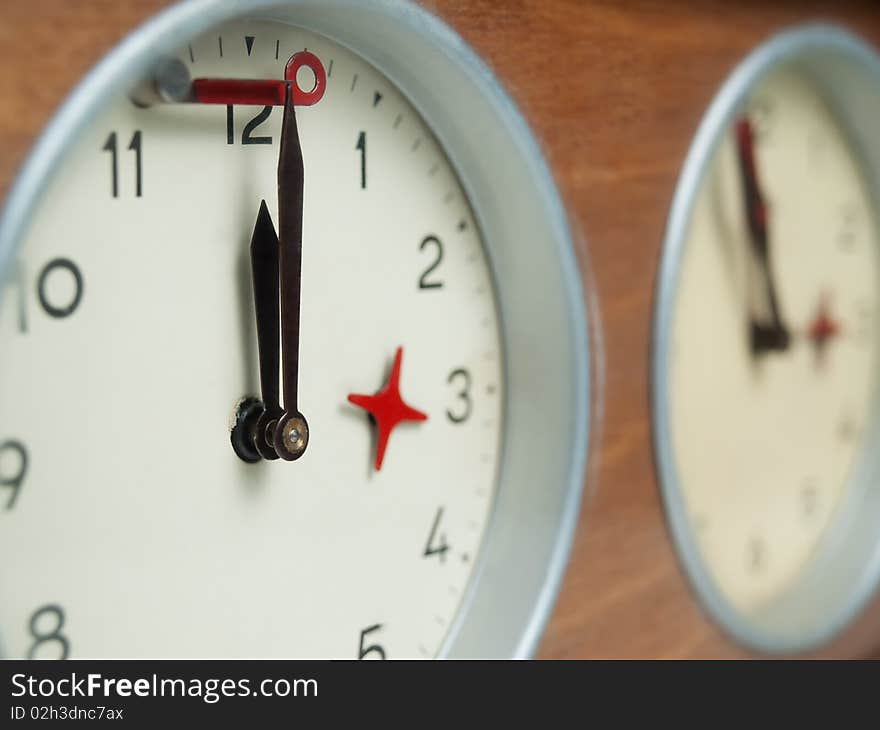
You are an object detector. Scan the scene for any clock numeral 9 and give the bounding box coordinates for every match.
[446,368,472,424]
[226,105,273,145]
[102,131,143,198]
[0,440,27,510]
[418,235,444,290]
[28,604,70,660]
[358,624,386,660]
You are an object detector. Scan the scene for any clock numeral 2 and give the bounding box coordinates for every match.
[418,235,444,290]
[226,105,273,145]
[102,131,142,198]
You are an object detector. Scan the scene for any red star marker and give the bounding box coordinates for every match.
[347,347,428,471]
[807,293,841,367]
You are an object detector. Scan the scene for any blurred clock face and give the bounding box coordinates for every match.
[668,67,880,611]
[0,20,505,658]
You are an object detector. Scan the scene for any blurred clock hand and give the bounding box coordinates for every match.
[734,116,791,356]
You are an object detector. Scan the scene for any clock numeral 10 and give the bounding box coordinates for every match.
[10,258,85,333]
[102,131,143,198]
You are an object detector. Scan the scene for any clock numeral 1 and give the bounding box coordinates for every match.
[358,624,386,660]
[355,131,367,189]
[102,131,143,198]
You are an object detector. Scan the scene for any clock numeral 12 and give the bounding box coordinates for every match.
[102,131,143,198]
[226,105,273,145]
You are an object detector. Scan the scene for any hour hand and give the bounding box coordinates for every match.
[251,200,282,460]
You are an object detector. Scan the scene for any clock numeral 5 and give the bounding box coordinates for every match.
[358,624,386,660]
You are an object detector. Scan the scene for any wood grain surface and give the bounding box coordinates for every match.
[2,0,880,658]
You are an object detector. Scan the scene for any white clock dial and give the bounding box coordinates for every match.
[653,26,880,654]
[0,20,504,659]
[670,67,879,611]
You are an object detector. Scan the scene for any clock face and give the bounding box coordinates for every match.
[0,20,505,658]
[667,67,880,612]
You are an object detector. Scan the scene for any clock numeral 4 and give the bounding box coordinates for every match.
[424,507,450,562]
[102,131,143,198]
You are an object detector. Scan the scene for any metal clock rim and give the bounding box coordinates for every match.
[0,0,591,658]
[652,23,880,654]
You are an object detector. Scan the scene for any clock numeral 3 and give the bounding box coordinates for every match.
[446,368,472,424]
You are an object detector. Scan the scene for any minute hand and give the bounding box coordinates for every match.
[734,116,790,355]
[273,84,310,461]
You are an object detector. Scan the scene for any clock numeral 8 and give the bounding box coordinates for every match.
[27,604,70,660]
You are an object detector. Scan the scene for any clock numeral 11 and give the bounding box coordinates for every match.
[102,131,143,198]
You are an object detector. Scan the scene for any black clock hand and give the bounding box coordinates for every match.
[273,84,310,461]
[251,200,283,460]
[734,116,790,355]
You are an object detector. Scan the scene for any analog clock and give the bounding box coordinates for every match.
[654,25,880,653]
[0,1,591,658]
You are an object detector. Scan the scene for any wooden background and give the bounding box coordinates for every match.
[2,0,880,658]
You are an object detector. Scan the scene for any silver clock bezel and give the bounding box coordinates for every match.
[653,24,880,654]
[0,0,591,658]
